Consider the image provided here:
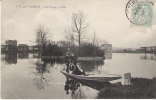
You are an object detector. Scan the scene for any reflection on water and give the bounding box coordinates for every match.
[1,53,17,64]
[43,59,64,66]
[27,57,64,90]
[78,61,104,74]
[1,53,156,99]
[30,59,51,90]
[30,58,104,91]
[104,51,112,59]
[64,75,111,99]
[140,53,156,60]
[33,52,42,58]
[28,58,66,91]
[64,77,84,99]
[18,52,28,59]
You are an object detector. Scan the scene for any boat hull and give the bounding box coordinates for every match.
[61,71,121,82]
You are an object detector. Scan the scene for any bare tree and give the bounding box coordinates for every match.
[91,32,108,47]
[34,25,50,46]
[33,25,51,56]
[98,39,108,47]
[63,27,75,46]
[92,32,97,46]
[91,32,99,56]
[71,11,89,48]
[92,32,105,47]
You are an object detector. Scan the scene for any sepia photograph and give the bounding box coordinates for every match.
[1,0,156,99]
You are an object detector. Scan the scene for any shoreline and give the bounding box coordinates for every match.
[41,56,105,61]
[97,77,156,99]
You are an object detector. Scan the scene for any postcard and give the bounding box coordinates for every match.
[1,0,156,99]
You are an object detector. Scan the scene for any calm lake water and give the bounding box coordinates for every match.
[1,53,156,99]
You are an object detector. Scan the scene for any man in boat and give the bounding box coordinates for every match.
[69,56,86,75]
[65,48,72,73]
[65,48,86,75]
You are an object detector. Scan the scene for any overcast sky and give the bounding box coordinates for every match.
[1,0,156,48]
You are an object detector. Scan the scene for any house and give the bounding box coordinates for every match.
[18,44,29,52]
[101,44,112,51]
[5,40,17,52]
[1,45,7,52]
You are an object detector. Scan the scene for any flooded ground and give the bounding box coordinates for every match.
[1,53,156,99]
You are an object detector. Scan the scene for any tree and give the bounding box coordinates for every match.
[91,32,98,56]
[98,39,108,47]
[92,32,97,46]
[34,25,51,55]
[63,27,75,46]
[71,11,89,50]
[34,25,50,46]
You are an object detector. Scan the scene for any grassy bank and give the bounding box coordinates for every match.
[97,78,156,99]
[41,56,104,61]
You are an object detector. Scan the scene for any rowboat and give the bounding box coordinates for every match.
[61,70,122,82]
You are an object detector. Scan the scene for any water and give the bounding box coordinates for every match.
[1,53,156,99]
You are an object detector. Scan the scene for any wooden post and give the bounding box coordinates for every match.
[144,47,147,59]
[122,72,132,85]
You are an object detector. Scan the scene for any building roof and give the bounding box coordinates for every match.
[101,44,112,47]
[18,44,28,46]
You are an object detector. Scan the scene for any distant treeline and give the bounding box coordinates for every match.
[42,42,104,57]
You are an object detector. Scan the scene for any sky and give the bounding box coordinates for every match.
[1,0,156,48]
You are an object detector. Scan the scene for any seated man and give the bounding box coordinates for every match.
[64,48,86,75]
[72,65,86,75]
[69,57,86,75]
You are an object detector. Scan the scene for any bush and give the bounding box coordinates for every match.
[43,42,104,57]
[44,43,63,56]
[79,43,104,57]
[97,78,156,99]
